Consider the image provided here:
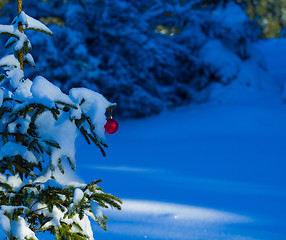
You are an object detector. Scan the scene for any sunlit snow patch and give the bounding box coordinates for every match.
[108,199,251,224]
[120,200,250,223]
[79,164,160,173]
[96,199,253,240]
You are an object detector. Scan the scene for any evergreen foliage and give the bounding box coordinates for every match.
[0,2,121,240]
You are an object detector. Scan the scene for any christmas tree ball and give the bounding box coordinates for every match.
[104,118,119,134]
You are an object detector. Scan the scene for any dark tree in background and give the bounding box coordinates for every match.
[0,0,267,118]
[240,0,286,38]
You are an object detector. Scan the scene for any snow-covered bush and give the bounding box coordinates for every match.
[0,3,121,240]
[0,0,265,118]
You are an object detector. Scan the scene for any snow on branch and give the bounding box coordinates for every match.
[13,11,54,36]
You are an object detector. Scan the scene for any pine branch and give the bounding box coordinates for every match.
[5,37,17,49]
[79,126,91,145]
[43,140,61,149]
[0,182,14,192]
[66,157,75,171]
[91,193,122,210]
[57,159,64,174]
[32,206,49,213]
[37,223,53,232]
[55,101,78,110]
[83,180,103,192]
[31,105,46,123]
[0,30,19,39]
[0,74,5,82]
[18,184,33,193]
[25,27,54,37]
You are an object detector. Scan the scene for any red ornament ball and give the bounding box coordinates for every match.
[104,118,119,134]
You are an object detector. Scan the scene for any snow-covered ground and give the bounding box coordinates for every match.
[76,39,286,240]
[1,38,284,240]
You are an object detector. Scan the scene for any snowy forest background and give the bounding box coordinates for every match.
[0,0,276,118]
[1,0,286,240]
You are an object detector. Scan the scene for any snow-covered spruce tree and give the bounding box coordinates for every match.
[0,1,121,240]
